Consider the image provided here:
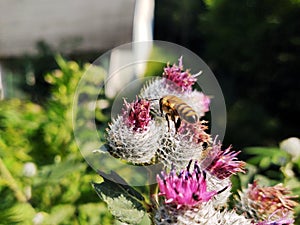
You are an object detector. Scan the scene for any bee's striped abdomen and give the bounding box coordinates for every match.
[175,102,198,124]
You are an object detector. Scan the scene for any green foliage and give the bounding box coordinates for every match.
[242,143,300,193]
[0,202,35,225]
[0,56,113,224]
[77,203,113,225]
[93,176,146,224]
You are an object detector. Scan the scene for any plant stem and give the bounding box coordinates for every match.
[0,157,27,202]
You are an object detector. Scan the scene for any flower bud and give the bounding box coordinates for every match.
[280,137,300,161]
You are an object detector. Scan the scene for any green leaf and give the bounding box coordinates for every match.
[259,156,272,169]
[92,172,146,224]
[246,155,264,165]
[244,147,281,156]
[244,146,291,168]
[55,54,69,73]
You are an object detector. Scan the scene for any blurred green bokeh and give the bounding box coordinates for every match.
[0,56,114,224]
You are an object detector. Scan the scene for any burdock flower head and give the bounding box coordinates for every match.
[122,97,151,132]
[140,57,205,101]
[257,213,294,225]
[155,201,253,225]
[106,97,161,164]
[182,90,210,118]
[202,142,246,179]
[177,120,211,145]
[237,180,298,223]
[195,142,246,208]
[155,161,252,225]
[163,56,199,92]
[157,161,219,208]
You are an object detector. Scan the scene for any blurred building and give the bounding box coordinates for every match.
[0,0,154,98]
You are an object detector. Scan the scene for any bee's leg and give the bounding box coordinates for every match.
[165,114,171,132]
[159,99,164,117]
[170,114,178,134]
[175,117,181,134]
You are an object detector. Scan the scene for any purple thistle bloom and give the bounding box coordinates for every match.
[256,210,295,225]
[163,56,199,92]
[247,181,298,221]
[157,161,218,208]
[184,91,211,117]
[178,120,211,145]
[256,217,294,225]
[122,97,151,132]
[203,143,246,179]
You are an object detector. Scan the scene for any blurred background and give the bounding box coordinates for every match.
[0,0,299,224]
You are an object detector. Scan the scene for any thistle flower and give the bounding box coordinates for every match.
[163,56,199,92]
[140,58,207,107]
[201,142,246,179]
[155,202,217,225]
[183,90,210,118]
[215,209,253,225]
[157,161,219,208]
[139,78,183,102]
[155,201,252,225]
[178,120,211,145]
[122,97,151,132]
[237,180,298,222]
[156,132,204,170]
[106,98,161,164]
[205,172,232,208]
[257,213,294,225]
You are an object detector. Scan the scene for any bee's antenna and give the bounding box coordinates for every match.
[145,98,159,102]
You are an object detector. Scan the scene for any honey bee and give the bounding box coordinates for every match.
[158,95,198,133]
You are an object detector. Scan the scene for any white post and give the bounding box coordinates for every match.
[133,0,154,43]
[105,0,155,98]
[0,63,4,100]
[133,0,154,77]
